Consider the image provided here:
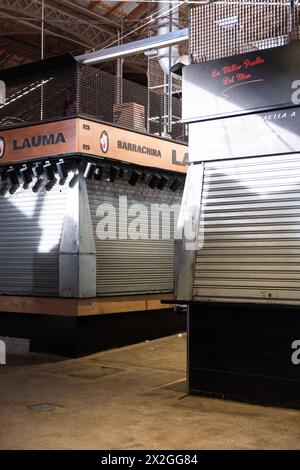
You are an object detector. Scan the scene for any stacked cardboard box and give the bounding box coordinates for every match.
[113,102,145,132]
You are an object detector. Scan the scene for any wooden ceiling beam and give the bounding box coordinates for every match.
[106,2,125,18]
[127,3,150,21]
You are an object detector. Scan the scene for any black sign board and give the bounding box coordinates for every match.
[183,42,300,123]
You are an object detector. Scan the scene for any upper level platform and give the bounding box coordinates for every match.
[0,54,187,174]
[0,54,186,142]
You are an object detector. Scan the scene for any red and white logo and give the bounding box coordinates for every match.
[0,137,5,159]
[100,130,109,154]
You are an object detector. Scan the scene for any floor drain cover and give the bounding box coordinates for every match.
[29,403,60,412]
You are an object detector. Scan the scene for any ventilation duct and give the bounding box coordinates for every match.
[157,1,180,74]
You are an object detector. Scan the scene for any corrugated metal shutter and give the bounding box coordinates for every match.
[0,182,69,296]
[88,179,182,296]
[194,154,300,304]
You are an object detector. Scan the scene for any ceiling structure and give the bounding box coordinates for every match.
[0,0,188,77]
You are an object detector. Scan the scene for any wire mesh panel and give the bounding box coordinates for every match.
[147,56,186,140]
[0,65,77,127]
[0,59,187,143]
[190,0,300,63]
[172,95,186,141]
[80,64,152,132]
[79,64,187,142]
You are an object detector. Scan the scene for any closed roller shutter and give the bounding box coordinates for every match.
[194,154,300,304]
[0,182,69,296]
[88,178,182,296]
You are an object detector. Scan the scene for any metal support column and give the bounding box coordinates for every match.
[59,168,96,298]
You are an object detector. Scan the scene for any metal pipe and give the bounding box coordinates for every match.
[116,30,124,105]
[41,0,45,60]
[75,29,188,65]
[40,0,45,121]
[157,1,180,75]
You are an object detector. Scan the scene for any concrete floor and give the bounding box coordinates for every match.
[0,333,300,450]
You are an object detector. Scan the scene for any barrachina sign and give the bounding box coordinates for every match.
[0,118,188,173]
[79,118,187,173]
[117,140,162,158]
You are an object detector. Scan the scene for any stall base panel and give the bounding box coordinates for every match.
[0,308,186,357]
[188,303,300,409]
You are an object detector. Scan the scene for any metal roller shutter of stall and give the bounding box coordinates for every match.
[88,179,181,296]
[0,182,69,296]
[194,153,300,304]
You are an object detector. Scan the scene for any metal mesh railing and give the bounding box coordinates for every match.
[79,64,186,142]
[0,65,77,127]
[190,0,300,63]
[0,62,187,143]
